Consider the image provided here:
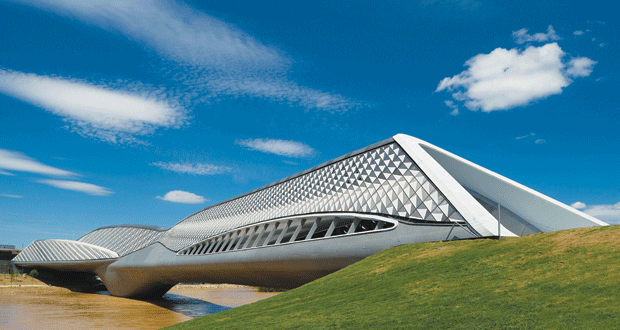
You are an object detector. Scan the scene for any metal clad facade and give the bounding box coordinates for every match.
[78,226,164,256]
[159,142,465,251]
[13,240,118,262]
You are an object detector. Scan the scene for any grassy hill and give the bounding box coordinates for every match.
[165,225,620,329]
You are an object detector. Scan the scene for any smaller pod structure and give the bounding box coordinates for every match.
[14,134,606,298]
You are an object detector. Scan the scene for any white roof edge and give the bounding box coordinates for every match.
[394,134,607,233]
[394,134,502,236]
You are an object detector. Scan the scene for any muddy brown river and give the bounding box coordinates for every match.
[0,284,279,329]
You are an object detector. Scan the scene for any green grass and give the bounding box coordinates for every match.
[164,225,620,330]
[256,286,289,292]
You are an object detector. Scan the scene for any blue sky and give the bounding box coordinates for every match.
[1,0,618,247]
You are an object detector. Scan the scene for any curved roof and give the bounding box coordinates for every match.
[159,139,466,250]
[78,225,166,256]
[13,239,118,263]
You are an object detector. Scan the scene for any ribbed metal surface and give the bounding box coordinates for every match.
[13,239,118,263]
[177,214,397,256]
[160,142,465,251]
[78,226,165,256]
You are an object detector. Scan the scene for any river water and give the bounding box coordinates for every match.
[0,284,279,329]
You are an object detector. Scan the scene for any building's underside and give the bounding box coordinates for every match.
[14,134,607,298]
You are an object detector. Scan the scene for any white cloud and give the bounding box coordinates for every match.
[444,100,459,116]
[515,133,545,144]
[566,57,597,78]
[512,25,560,44]
[236,138,316,158]
[0,148,77,177]
[151,162,231,175]
[0,169,16,176]
[581,202,620,225]
[0,69,186,144]
[203,76,360,113]
[436,43,596,112]
[516,133,535,140]
[0,193,23,198]
[30,0,281,70]
[571,201,587,209]
[10,0,359,113]
[37,179,113,196]
[156,190,207,204]
[573,30,584,36]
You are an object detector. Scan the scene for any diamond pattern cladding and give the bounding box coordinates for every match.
[159,143,465,251]
[78,226,165,257]
[13,240,118,263]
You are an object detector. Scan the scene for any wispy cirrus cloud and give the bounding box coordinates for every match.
[515,133,546,144]
[0,193,23,198]
[572,201,620,225]
[37,179,113,196]
[0,148,77,177]
[157,190,207,204]
[437,37,596,112]
[10,0,360,113]
[8,0,283,70]
[151,161,231,175]
[516,133,535,140]
[203,76,359,113]
[0,169,15,176]
[236,138,316,158]
[0,69,187,144]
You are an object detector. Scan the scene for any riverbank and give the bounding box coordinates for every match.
[0,274,45,286]
[0,278,279,329]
